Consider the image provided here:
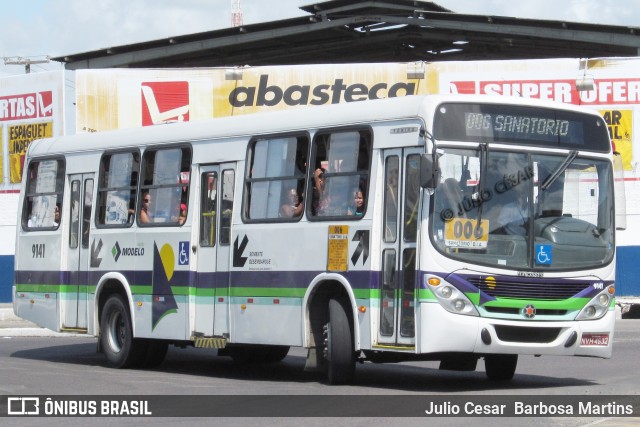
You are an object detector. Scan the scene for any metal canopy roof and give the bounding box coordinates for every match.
[53,0,640,70]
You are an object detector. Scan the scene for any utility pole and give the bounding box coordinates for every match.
[3,56,50,74]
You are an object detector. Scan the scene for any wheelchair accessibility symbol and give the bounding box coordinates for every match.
[178,241,190,265]
[536,244,552,265]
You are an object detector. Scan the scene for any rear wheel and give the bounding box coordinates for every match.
[324,298,356,384]
[100,294,146,368]
[484,354,518,380]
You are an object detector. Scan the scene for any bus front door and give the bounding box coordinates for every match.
[194,164,235,338]
[378,149,421,347]
[64,174,94,331]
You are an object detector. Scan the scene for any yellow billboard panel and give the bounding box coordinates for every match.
[9,121,53,183]
[601,109,632,170]
[214,64,424,116]
[76,63,426,132]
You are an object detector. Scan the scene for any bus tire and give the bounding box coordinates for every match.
[325,298,356,385]
[484,354,518,381]
[100,294,146,368]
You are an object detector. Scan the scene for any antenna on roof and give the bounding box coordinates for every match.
[231,0,243,27]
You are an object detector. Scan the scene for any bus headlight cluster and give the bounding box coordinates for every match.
[426,276,479,317]
[576,285,614,321]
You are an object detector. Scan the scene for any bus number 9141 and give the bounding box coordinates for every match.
[32,243,45,258]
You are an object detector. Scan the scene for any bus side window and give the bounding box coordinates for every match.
[69,180,81,248]
[97,151,139,226]
[403,154,421,241]
[200,171,218,247]
[140,146,192,226]
[309,129,371,219]
[82,179,94,249]
[244,135,308,221]
[220,169,235,245]
[22,158,65,230]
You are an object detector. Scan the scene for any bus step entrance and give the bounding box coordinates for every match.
[191,335,227,349]
[60,326,88,333]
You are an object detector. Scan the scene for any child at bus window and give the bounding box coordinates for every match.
[140,192,152,223]
[280,188,303,218]
[348,188,365,216]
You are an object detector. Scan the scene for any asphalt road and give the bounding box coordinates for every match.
[0,319,639,426]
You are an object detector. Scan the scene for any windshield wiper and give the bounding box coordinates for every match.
[541,150,578,191]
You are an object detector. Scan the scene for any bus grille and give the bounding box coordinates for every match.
[494,325,562,343]
[467,277,590,300]
[484,306,567,316]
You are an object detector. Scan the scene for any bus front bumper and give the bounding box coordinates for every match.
[418,302,614,359]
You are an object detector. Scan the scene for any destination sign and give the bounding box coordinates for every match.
[433,102,611,152]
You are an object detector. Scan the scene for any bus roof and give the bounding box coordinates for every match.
[27,94,604,158]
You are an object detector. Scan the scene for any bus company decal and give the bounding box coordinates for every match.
[151,242,178,330]
[111,241,145,262]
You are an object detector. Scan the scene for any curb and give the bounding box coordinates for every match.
[0,305,86,337]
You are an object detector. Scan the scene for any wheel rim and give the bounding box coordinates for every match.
[107,311,125,354]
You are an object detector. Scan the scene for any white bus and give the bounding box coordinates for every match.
[13,94,619,384]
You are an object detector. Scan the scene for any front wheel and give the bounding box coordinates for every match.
[100,294,146,368]
[324,298,356,384]
[484,354,518,381]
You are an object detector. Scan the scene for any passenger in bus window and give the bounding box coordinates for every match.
[311,167,326,215]
[53,204,61,227]
[140,192,152,223]
[179,203,187,224]
[280,188,303,218]
[127,197,136,223]
[348,188,365,216]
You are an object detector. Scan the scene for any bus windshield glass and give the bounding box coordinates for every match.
[430,147,615,271]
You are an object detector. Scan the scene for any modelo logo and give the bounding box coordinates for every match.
[112,242,145,262]
[229,74,417,107]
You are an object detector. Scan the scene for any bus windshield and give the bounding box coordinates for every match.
[430,147,615,271]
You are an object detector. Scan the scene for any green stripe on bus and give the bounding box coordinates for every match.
[483,298,590,310]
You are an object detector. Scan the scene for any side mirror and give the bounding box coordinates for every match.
[420,153,440,189]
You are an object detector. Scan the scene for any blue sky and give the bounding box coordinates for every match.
[1,0,639,76]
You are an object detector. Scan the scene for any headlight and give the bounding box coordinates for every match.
[425,276,479,317]
[576,285,614,320]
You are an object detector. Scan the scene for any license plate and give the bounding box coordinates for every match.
[580,333,610,346]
